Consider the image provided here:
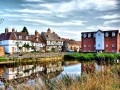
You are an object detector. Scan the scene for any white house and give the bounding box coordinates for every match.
[0,28,44,54]
[41,28,63,52]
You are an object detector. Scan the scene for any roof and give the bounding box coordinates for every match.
[81,30,119,38]
[68,40,81,46]
[0,30,44,44]
[41,28,63,41]
[81,30,119,34]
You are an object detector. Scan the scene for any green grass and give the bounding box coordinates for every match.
[64,53,120,63]
[0,57,9,62]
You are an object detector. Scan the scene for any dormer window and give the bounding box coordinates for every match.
[93,33,96,37]
[83,34,86,38]
[26,36,28,40]
[88,33,91,38]
[19,36,22,39]
[112,32,115,37]
[36,38,38,41]
[105,32,109,37]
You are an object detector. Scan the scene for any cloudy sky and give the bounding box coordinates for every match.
[0,0,120,41]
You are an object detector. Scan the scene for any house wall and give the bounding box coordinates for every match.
[0,46,4,56]
[104,36,117,53]
[81,30,119,53]
[82,37,95,52]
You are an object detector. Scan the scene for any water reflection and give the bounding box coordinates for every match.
[0,61,63,88]
[0,60,105,89]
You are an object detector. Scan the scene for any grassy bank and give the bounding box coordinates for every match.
[64,53,120,63]
[2,64,119,90]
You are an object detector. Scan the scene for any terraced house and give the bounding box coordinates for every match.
[0,28,44,54]
[81,30,120,53]
[41,28,63,52]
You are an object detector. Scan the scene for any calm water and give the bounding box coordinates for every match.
[0,60,102,88]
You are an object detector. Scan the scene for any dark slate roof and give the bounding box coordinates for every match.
[81,30,119,38]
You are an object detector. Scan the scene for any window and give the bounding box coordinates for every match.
[84,50,86,52]
[112,50,114,52]
[112,32,115,37]
[106,50,108,52]
[98,44,100,47]
[88,45,91,47]
[84,44,86,47]
[98,33,100,36]
[88,50,91,52]
[106,44,108,47]
[112,44,115,47]
[83,34,87,38]
[105,32,109,37]
[88,33,91,38]
[36,38,38,41]
[19,36,22,39]
[26,36,28,40]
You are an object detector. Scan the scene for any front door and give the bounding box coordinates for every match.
[12,47,14,54]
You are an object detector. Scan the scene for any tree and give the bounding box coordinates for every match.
[21,26,29,35]
[0,18,4,24]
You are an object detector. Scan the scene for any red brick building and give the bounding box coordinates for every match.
[81,30,120,53]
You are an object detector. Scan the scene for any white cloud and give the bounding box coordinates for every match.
[16,9,51,14]
[32,0,118,13]
[104,20,120,25]
[22,18,86,26]
[96,14,120,19]
[23,0,43,2]
[1,14,30,18]
[86,25,120,31]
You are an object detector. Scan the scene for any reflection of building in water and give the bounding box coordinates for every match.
[44,61,63,74]
[81,62,95,73]
[1,61,63,80]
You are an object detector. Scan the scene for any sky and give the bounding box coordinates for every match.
[0,0,120,41]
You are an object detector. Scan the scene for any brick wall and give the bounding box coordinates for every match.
[82,37,95,52]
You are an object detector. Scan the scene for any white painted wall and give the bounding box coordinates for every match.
[95,31,104,50]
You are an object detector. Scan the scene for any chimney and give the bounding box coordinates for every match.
[12,28,15,32]
[5,28,8,34]
[47,28,51,33]
[35,30,39,37]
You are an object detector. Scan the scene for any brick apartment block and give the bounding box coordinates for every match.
[81,30,120,53]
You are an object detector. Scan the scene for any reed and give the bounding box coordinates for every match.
[1,64,119,90]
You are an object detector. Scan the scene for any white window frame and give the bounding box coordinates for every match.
[106,44,108,47]
[84,44,86,47]
[112,32,115,37]
[112,44,115,47]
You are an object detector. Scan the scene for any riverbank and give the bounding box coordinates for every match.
[0,52,67,65]
[64,53,120,63]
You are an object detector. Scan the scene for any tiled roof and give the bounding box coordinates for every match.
[0,30,44,44]
[41,28,63,41]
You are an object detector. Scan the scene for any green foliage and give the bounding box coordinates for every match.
[64,53,120,63]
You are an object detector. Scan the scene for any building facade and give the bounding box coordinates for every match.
[62,38,81,52]
[81,30,119,53]
[41,28,63,52]
[0,28,44,54]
